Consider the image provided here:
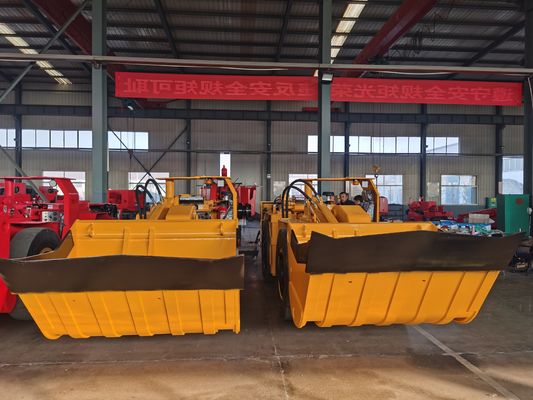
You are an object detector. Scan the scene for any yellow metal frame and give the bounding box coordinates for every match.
[263,177,503,329]
[301,177,380,222]
[261,177,380,277]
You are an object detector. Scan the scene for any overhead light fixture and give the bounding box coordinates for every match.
[0,23,71,85]
[313,1,367,77]
[321,73,334,82]
[331,1,367,60]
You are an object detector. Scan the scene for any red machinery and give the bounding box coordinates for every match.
[0,176,116,316]
[107,189,144,219]
[407,199,454,221]
[457,208,497,229]
[379,196,389,215]
[236,185,257,219]
[201,168,257,220]
[200,178,232,219]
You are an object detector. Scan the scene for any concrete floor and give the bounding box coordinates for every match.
[1,224,533,399]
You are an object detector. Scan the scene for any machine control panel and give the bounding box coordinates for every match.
[41,211,60,222]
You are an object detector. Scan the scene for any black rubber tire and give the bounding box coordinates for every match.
[261,220,274,282]
[276,229,292,321]
[8,228,60,321]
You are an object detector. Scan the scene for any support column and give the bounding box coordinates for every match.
[419,104,428,199]
[14,85,22,176]
[343,102,350,177]
[266,101,272,201]
[91,0,108,202]
[524,0,533,201]
[495,106,504,195]
[186,100,192,193]
[318,0,332,194]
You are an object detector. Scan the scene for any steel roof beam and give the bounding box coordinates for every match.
[0,54,522,68]
[31,0,158,108]
[0,42,523,56]
[0,0,522,12]
[350,0,437,76]
[3,29,525,45]
[462,23,525,66]
[153,0,179,59]
[0,104,524,126]
[448,23,525,78]
[0,20,525,39]
[0,0,88,103]
[0,14,520,29]
[21,0,91,74]
[1,52,529,74]
[275,0,293,61]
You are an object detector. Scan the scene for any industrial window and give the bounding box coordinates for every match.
[502,156,523,194]
[307,135,345,153]
[78,131,92,148]
[22,129,36,147]
[220,153,231,177]
[0,129,149,150]
[108,131,149,150]
[308,135,457,154]
[366,174,403,204]
[128,172,169,190]
[441,175,477,205]
[64,130,77,148]
[288,173,318,199]
[426,137,459,154]
[408,137,421,153]
[349,136,371,152]
[42,171,87,201]
[0,129,15,147]
[36,130,50,147]
[21,129,86,149]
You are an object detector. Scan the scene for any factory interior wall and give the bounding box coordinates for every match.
[0,88,525,208]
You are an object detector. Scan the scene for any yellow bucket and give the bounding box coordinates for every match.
[0,219,243,339]
[283,222,521,328]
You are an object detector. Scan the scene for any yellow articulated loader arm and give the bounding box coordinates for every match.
[263,177,522,328]
[0,176,244,339]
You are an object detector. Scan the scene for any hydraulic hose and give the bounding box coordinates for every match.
[281,179,320,218]
[144,178,163,202]
[134,185,147,219]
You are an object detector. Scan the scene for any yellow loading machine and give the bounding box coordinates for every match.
[261,177,521,328]
[0,176,244,339]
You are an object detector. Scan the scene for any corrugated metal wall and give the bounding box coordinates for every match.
[503,125,523,155]
[427,124,495,154]
[349,154,420,203]
[426,156,494,203]
[0,91,525,206]
[0,114,14,174]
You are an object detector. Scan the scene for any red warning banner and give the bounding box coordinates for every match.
[331,77,522,106]
[115,73,317,101]
[115,72,522,106]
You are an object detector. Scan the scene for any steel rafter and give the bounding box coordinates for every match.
[0,104,523,126]
[153,0,179,59]
[275,0,293,61]
[350,0,437,76]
